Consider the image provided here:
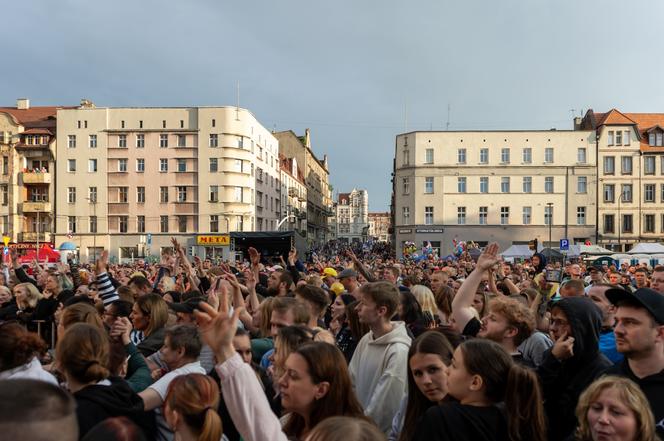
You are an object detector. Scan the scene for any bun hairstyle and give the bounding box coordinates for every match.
[56,323,110,384]
[61,302,104,331]
[0,322,48,371]
[164,374,222,441]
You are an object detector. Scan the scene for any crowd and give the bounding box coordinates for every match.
[1,237,663,441]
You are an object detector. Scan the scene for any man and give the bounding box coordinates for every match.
[257,296,310,369]
[321,267,337,288]
[381,266,400,285]
[559,279,585,298]
[349,281,411,434]
[588,283,623,363]
[584,266,605,294]
[266,270,293,297]
[294,284,333,339]
[568,264,582,280]
[338,268,360,294]
[139,325,206,441]
[478,296,536,366]
[651,266,664,295]
[128,275,153,298]
[605,287,664,437]
[429,270,449,296]
[634,267,649,289]
[607,270,621,285]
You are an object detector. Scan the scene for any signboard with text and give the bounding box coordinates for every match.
[196,235,230,246]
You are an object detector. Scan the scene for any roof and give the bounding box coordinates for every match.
[583,109,664,152]
[21,128,53,135]
[597,109,637,126]
[338,193,350,204]
[369,212,390,217]
[279,154,305,185]
[0,106,66,126]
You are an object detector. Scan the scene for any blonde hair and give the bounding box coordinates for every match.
[306,416,385,441]
[135,293,169,336]
[306,274,324,288]
[15,282,42,309]
[410,285,438,317]
[575,376,659,441]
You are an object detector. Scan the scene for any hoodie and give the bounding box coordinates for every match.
[537,297,612,441]
[74,377,155,439]
[532,252,547,274]
[348,321,411,434]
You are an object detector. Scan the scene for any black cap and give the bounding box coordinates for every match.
[589,265,605,273]
[338,268,359,279]
[606,287,664,325]
[168,297,206,314]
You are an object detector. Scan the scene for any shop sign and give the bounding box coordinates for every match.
[196,235,230,246]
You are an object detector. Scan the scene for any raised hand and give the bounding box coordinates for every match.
[243,269,256,291]
[95,250,109,274]
[551,331,575,361]
[110,316,133,345]
[288,248,297,266]
[194,286,242,363]
[248,247,260,267]
[476,242,501,271]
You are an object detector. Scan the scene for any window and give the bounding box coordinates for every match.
[645,156,656,175]
[160,134,168,148]
[621,184,633,202]
[234,187,243,202]
[119,216,128,233]
[67,187,76,203]
[480,177,489,193]
[68,159,76,172]
[402,206,410,223]
[160,216,169,233]
[480,148,489,164]
[622,214,633,233]
[119,187,128,203]
[523,206,532,225]
[457,177,466,193]
[576,176,588,194]
[177,186,187,202]
[522,148,532,164]
[212,119,216,128]
[522,176,532,193]
[424,177,434,194]
[209,134,218,147]
[136,134,145,148]
[661,184,664,202]
[136,158,145,172]
[89,216,97,233]
[118,134,127,148]
[118,159,127,172]
[68,216,77,233]
[137,216,145,233]
[177,135,186,147]
[237,136,244,148]
[607,131,614,146]
[121,120,125,129]
[209,158,218,172]
[159,158,168,172]
[604,215,614,233]
[1,185,6,205]
[234,159,243,172]
[210,215,219,232]
[621,156,633,175]
[457,148,466,164]
[544,148,554,163]
[545,177,554,193]
[479,206,488,225]
[425,148,434,164]
[501,148,510,163]
[545,205,553,226]
[645,214,656,233]
[68,135,76,148]
[424,207,434,225]
[624,130,630,146]
[577,207,586,225]
[603,184,615,202]
[402,177,410,195]
[177,159,186,172]
[89,135,97,148]
[2,156,7,175]
[180,120,184,129]
[616,131,622,145]
[457,207,466,225]
[645,184,656,202]
[403,149,409,165]
[209,185,218,202]
[500,207,509,225]
[88,159,97,172]
[89,187,97,203]
[160,186,169,203]
[501,177,510,193]
[603,156,615,175]
[577,148,586,164]
[178,216,187,233]
[137,186,145,203]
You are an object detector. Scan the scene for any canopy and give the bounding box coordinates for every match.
[627,242,664,254]
[19,244,61,264]
[58,241,77,251]
[540,247,564,260]
[565,244,613,257]
[500,245,534,259]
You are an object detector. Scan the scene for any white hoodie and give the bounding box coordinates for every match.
[349,321,411,434]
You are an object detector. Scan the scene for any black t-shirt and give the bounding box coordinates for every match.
[413,402,508,441]
[462,317,481,337]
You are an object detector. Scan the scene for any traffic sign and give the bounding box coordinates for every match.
[560,239,569,251]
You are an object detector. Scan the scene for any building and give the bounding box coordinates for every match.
[55,101,280,262]
[0,99,72,248]
[274,129,332,246]
[279,154,307,235]
[335,189,369,243]
[368,212,390,242]
[578,109,664,251]
[391,130,597,257]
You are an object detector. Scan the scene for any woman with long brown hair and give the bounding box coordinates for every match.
[163,373,222,441]
[130,293,168,357]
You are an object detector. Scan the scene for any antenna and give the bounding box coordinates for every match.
[569,109,576,118]
[236,81,240,121]
[404,101,408,132]
[446,104,451,131]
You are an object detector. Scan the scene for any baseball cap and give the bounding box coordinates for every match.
[168,297,206,314]
[606,287,664,325]
[330,282,345,296]
[338,268,358,279]
[322,267,338,278]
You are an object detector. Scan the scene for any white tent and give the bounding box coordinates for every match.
[501,245,533,259]
[627,243,664,254]
[565,244,613,257]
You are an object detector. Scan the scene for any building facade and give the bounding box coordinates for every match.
[368,212,390,242]
[335,189,369,243]
[391,130,598,257]
[55,102,279,262]
[279,154,307,235]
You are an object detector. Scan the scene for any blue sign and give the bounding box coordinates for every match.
[147,233,152,245]
[560,239,569,251]
[3,247,7,255]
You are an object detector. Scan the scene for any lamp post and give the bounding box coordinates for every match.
[617,191,625,252]
[547,202,553,248]
[86,197,97,263]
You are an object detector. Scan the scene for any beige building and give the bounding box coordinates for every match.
[368,212,390,242]
[279,154,307,235]
[55,102,279,262]
[335,189,369,243]
[274,129,332,246]
[392,130,597,257]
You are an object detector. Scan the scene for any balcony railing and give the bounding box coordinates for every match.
[21,172,51,184]
[21,202,51,212]
[19,232,52,242]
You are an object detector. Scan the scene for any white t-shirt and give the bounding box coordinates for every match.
[0,357,58,385]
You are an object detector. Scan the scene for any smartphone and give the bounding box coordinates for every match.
[545,269,562,283]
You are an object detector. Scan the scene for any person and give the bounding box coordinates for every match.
[398,290,429,337]
[266,270,294,297]
[429,271,449,297]
[349,281,411,434]
[573,375,659,441]
[588,283,623,364]
[0,379,78,441]
[537,296,613,441]
[81,417,147,441]
[649,266,664,295]
[604,287,664,437]
[259,296,310,370]
[560,279,586,298]
[389,331,454,441]
[0,322,57,384]
[131,293,169,357]
[336,299,368,363]
[634,268,649,289]
[294,284,332,333]
[163,374,223,441]
[338,268,360,295]
[306,416,386,441]
[584,266,606,294]
[409,285,438,329]
[412,339,546,441]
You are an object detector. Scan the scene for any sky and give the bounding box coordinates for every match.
[2,0,663,211]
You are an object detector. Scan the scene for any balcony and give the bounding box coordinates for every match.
[21,172,51,184]
[21,202,51,212]
[19,232,52,242]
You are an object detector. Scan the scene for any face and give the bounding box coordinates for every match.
[382,269,397,284]
[550,308,572,341]
[410,353,449,403]
[232,334,253,364]
[13,285,27,303]
[478,310,512,343]
[590,270,603,282]
[278,353,326,415]
[331,296,346,319]
[339,277,355,291]
[570,265,581,279]
[130,303,150,332]
[608,273,620,285]
[355,292,382,325]
[472,294,485,315]
[532,256,540,267]
[46,275,59,292]
[587,387,637,441]
[102,304,118,327]
[614,306,662,357]
[267,272,281,291]
[430,273,447,293]
[270,309,295,337]
[159,336,182,370]
[651,271,664,294]
[445,347,476,403]
[0,288,11,304]
[634,272,647,287]
[588,286,614,323]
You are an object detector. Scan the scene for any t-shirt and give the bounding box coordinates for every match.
[462,317,481,337]
[413,402,508,441]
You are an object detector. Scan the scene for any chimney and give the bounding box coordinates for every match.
[323,154,328,170]
[16,98,29,110]
[304,128,311,148]
[573,117,582,130]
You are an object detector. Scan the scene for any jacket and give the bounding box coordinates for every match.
[412,402,508,441]
[348,321,412,434]
[137,326,166,357]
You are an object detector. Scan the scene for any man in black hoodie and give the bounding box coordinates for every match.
[537,296,612,441]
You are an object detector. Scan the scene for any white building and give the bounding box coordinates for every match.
[336,188,369,243]
[279,154,307,235]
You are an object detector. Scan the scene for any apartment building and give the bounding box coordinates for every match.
[274,129,332,246]
[55,102,279,262]
[368,212,390,242]
[579,109,664,251]
[391,130,597,257]
[335,189,369,243]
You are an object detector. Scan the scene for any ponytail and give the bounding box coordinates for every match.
[505,364,546,441]
[164,374,222,441]
[198,407,222,441]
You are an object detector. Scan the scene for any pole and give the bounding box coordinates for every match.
[547,202,553,248]
[92,200,97,263]
[36,210,39,262]
[618,193,622,252]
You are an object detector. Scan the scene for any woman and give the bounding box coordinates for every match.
[14,282,51,333]
[272,325,314,383]
[330,294,354,324]
[410,285,439,329]
[398,291,429,338]
[130,293,168,356]
[163,374,222,441]
[335,300,368,363]
[413,339,546,441]
[432,284,454,325]
[0,285,17,320]
[0,322,57,384]
[573,376,659,441]
[58,302,105,341]
[306,416,385,441]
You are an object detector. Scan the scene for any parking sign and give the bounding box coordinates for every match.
[560,239,569,250]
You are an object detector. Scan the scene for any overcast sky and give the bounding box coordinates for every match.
[2,0,662,210]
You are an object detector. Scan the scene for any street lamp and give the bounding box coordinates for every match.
[617,191,626,252]
[547,202,553,248]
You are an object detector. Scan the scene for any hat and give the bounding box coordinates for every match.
[589,265,604,273]
[606,287,664,325]
[322,268,338,278]
[168,297,206,314]
[330,282,345,296]
[338,268,358,279]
